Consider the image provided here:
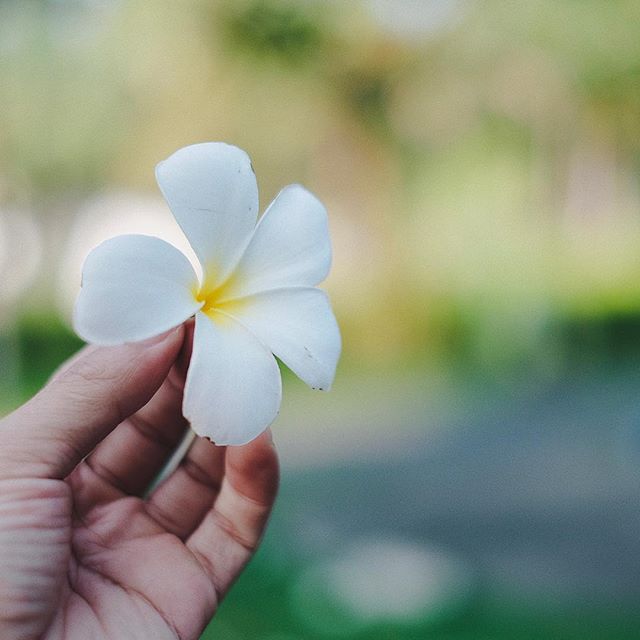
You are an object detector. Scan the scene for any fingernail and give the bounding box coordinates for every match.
[141,325,183,347]
[266,427,275,447]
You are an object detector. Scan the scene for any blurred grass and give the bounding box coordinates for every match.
[204,526,640,640]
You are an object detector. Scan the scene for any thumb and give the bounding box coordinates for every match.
[0,326,185,480]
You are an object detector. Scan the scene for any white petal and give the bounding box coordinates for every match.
[155,142,259,284]
[220,287,341,391]
[183,311,282,445]
[220,184,331,300]
[73,235,201,345]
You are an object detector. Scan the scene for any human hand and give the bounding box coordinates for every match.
[0,325,279,640]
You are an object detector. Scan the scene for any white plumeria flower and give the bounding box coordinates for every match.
[73,142,341,445]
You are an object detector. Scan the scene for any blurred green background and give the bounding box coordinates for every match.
[3,1,640,638]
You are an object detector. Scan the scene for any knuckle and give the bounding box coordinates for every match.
[211,509,258,553]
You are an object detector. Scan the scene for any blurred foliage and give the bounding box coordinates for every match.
[2,0,640,380]
[15,313,84,397]
[201,531,640,640]
[2,0,640,374]
[219,0,324,67]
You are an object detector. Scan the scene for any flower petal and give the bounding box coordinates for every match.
[155,142,259,284]
[220,287,341,391]
[183,311,282,445]
[74,235,201,345]
[220,184,331,300]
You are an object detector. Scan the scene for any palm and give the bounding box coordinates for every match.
[11,479,208,640]
[49,481,216,639]
[0,334,278,640]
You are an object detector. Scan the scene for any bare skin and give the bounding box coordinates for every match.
[0,325,279,640]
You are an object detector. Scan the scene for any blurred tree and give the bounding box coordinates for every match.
[218,0,324,68]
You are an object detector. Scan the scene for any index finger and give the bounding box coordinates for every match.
[0,327,184,480]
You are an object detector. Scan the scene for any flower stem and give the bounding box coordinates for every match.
[145,428,197,497]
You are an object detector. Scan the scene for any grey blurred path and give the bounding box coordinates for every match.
[277,365,640,606]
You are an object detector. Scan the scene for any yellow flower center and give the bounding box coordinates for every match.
[196,286,221,316]
[193,271,237,318]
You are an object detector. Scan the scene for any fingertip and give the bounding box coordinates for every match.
[51,325,186,385]
[265,427,275,447]
[245,429,278,460]
[226,429,279,505]
[72,324,185,405]
[141,323,185,350]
